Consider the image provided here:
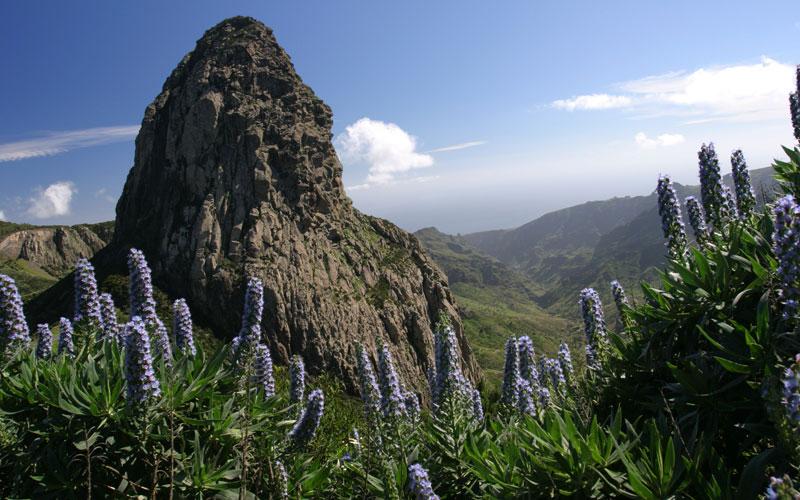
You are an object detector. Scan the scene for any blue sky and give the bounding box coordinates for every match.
[1,1,799,233]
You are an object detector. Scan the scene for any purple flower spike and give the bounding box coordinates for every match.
[58,317,75,358]
[153,318,172,366]
[773,195,800,320]
[173,298,195,355]
[73,258,102,329]
[0,274,30,350]
[657,174,688,260]
[377,340,406,419]
[124,316,160,404]
[580,288,607,370]
[232,277,263,357]
[356,345,381,418]
[558,342,573,378]
[289,389,324,450]
[721,184,736,221]
[289,355,305,405]
[731,149,756,220]
[431,316,471,410]
[36,323,53,359]
[253,344,275,397]
[610,280,629,312]
[517,378,537,416]
[685,196,710,246]
[501,337,520,407]
[127,249,158,325]
[698,142,727,228]
[791,65,800,142]
[274,460,288,499]
[471,388,484,422]
[517,335,538,383]
[408,463,440,500]
[99,293,120,343]
[405,390,421,423]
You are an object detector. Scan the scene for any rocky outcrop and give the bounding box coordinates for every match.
[108,16,480,400]
[0,226,106,276]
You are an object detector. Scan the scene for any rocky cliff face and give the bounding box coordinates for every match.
[109,16,480,399]
[0,225,107,276]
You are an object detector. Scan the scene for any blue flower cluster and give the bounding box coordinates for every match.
[580,288,607,370]
[172,298,195,355]
[253,344,275,397]
[289,389,324,450]
[558,342,573,379]
[128,249,158,325]
[429,316,476,417]
[546,357,566,393]
[656,175,688,260]
[356,345,381,418]
[610,280,629,312]
[773,195,800,319]
[791,65,800,142]
[501,337,520,407]
[124,316,160,404]
[289,355,305,406]
[0,274,30,349]
[517,336,537,382]
[730,149,756,220]
[405,390,421,423]
[58,317,75,358]
[782,354,800,428]
[35,323,53,360]
[408,463,440,500]
[153,318,172,365]
[233,277,263,357]
[684,196,710,246]
[274,460,288,499]
[721,185,736,221]
[766,474,799,500]
[377,340,406,419]
[73,258,102,328]
[99,293,121,343]
[698,142,727,228]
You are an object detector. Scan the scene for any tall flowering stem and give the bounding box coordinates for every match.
[253,344,275,397]
[547,358,566,394]
[376,340,406,419]
[36,324,53,360]
[501,337,520,408]
[289,389,324,450]
[580,288,607,370]
[558,342,573,381]
[517,335,538,382]
[289,355,305,406]
[124,316,160,404]
[782,354,800,429]
[73,258,102,329]
[0,274,30,350]
[153,318,172,365]
[408,463,440,500]
[791,64,800,143]
[233,277,263,357]
[128,249,158,325]
[730,149,756,220]
[99,293,120,343]
[721,185,736,222]
[698,142,727,228]
[356,345,381,418]
[173,298,195,355]
[610,280,629,312]
[430,315,473,414]
[773,195,800,320]
[685,196,710,247]
[274,460,288,500]
[58,317,75,358]
[656,175,688,260]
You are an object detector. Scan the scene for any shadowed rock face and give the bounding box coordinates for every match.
[0,226,106,274]
[111,16,480,400]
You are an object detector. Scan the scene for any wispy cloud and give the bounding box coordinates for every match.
[552,94,633,111]
[336,118,434,186]
[635,132,685,149]
[345,175,439,192]
[426,141,487,153]
[552,57,795,122]
[27,181,76,218]
[94,187,116,203]
[0,125,139,163]
[0,210,5,221]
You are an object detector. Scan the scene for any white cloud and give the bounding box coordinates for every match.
[0,210,5,221]
[552,94,633,111]
[0,125,139,163]
[336,118,433,185]
[27,181,76,218]
[94,187,115,203]
[552,57,795,122]
[426,141,487,153]
[635,132,686,149]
